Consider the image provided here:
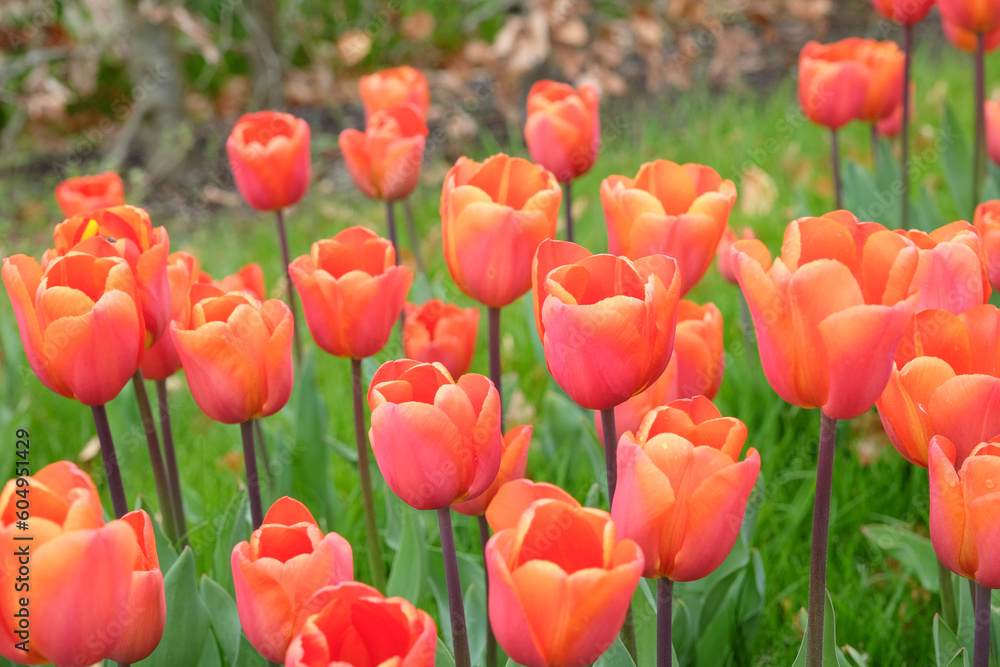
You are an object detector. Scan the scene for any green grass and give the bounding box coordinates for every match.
[2,40,999,666]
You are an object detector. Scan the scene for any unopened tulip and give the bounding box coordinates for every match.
[367,359,502,510]
[285,581,437,667]
[108,509,166,663]
[232,497,354,663]
[733,210,919,419]
[46,204,170,345]
[359,66,431,118]
[485,479,580,533]
[486,498,644,667]
[602,160,737,295]
[942,19,1000,52]
[524,80,600,183]
[871,0,935,24]
[441,154,561,308]
[402,299,480,378]
[532,239,681,410]
[612,396,760,581]
[988,100,1000,166]
[798,40,870,129]
[856,40,905,124]
[929,435,1000,588]
[3,247,145,405]
[0,461,137,665]
[878,305,1000,467]
[596,300,724,444]
[716,227,755,284]
[340,105,428,202]
[974,200,1000,290]
[290,226,412,360]
[453,425,533,516]
[171,284,293,424]
[227,111,311,211]
[141,251,202,380]
[938,0,1000,35]
[55,171,125,217]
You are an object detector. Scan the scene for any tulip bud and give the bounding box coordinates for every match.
[524,80,600,183]
[798,40,870,130]
[359,66,431,118]
[403,299,480,378]
[937,0,1000,36]
[55,171,125,217]
[340,105,428,202]
[227,111,311,211]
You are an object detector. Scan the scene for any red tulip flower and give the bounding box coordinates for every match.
[871,0,935,24]
[532,239,681,411]
[856,40,905,124]
[453,425,533,517]
[524,80,600,183]
[798,40,870,130]
[108,509,166,663]
[358,66,431,118]
[340,105,428,202]
[943,19,1000,51]
[227,111,311,211]
[402,299,480,378]
[485,478,581,533]
[974,200,1000,290]
[55,171,125,217]
[938,0,1000,35]
[891,222,991,313]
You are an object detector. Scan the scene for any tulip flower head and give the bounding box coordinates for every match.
[3,246,145,406]
[612,396,760,581]
[890,222,991,313]
[855,40,905,124]
[402,299,480,378]
[367,359,502,510]
[602,160,737,295]
[929,435,1000,588]
[732,210,920,419]
[217,262,267,301]
[285,581,437,667]
[974,200,1000,290]
[290,226,413,360]
[486,498,644,667]
[485,478,581,533]
[942,19,1000,52]
[55,171,125,217]
[938,0,1000,36]
[524,80,601,183]
[798,40,870,130]
[358,65,431,118]
[453,425,533,517]
[232,497,354,663]
[108,509,166,663]
[227,111,312,211]
[532,239,681,411]
[141,251,203,380]
[441,154,562,308]
[878,305,1000,467]
[871,0,935,24]
[340,105,429,202]
[171,283,294,424]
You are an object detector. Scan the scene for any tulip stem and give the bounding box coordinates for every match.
[240,420,264,529]
[91,404,129,519]
[131,371,178,542]
[488,307,504,430]
[806,413,837,667]
[830,130,842,210]
[901,22,913,230]
[974,583,991,667]
[600,408,618,503]
[564,180,574,243]
[939,558,958,631]
[974,33,986,215]
[437,508,472,667]
[155,379,188,547]
[870,124,878,172]
[403,197,426,273]
[478,515,497,667]
[275,208,303,364]
[254,420,274,489]
[658,578,673,667]
[352,357,387,592]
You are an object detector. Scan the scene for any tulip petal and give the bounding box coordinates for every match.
[929,374,1000,467]
[929,437,976,580]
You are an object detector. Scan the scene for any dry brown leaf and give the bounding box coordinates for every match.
[493,10,550,75]
[740,165,778,217]
[337,29,372,67]
[553,17,588,47]
[401,10,435,42]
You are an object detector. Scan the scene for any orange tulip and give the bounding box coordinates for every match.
[46,204,170,346]
[0,461,137,665]
[988,100,1000,167]
[942,19,1000,52]
[285,581,437,667]
[453,425,533,517]
[232,497,354,663]
[938,0,1000,36]
[733,210,919,419]
[929,435,1000,588]
[891,222,991,313]
[402,299,480,378]
[290,227,413,360]
[367,359,502,510]
[441,154,562,308]
[602,160,737,295]
[716,226,755,285]
[596,300,724,445]
[612,396,760,581]
[54,171,125,217]
[339,105,428,202]
[798,40,870,130]
[974,200,1000,290]
[485,479,580,533]
[218,262,267,301]
[107,509,166,663]
[532,239,681,410]
[227,111,311,211]
[140,251,202,380]
[2,247,145,406]
[524,80,600,183]
[872,0,935,24]
[877,305,1000,467]
[486,498,644,667]
[358,66,431,118]
[856,40,905,123]
[170,284,294,424]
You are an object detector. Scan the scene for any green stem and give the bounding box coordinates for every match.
[275,208,303,363]
[806,413,837,667]
[939,559,958,630]
[352,358,386,591]
[438,508,472,667]
[478,515,497,667]
[901,23,913,229]
[91,404,129,519]
[155,379,188,547]
[402,197,426,273]
[132,371,178,542]
[240,420,264,529]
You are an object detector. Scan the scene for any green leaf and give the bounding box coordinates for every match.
[861,523,940,592]
[790,590,841,667]
[436,637,457,667]
[631,581,657,667]
[195,632,222,667]
[387,505,423,604]
[288,347,338,529]
[211,493,251,595]
[841,160,885,224]
[200,575,241,667]
[934,613,969,667]
[594,638,636,667]
[136,548,211,667]
[941,102,973,219]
